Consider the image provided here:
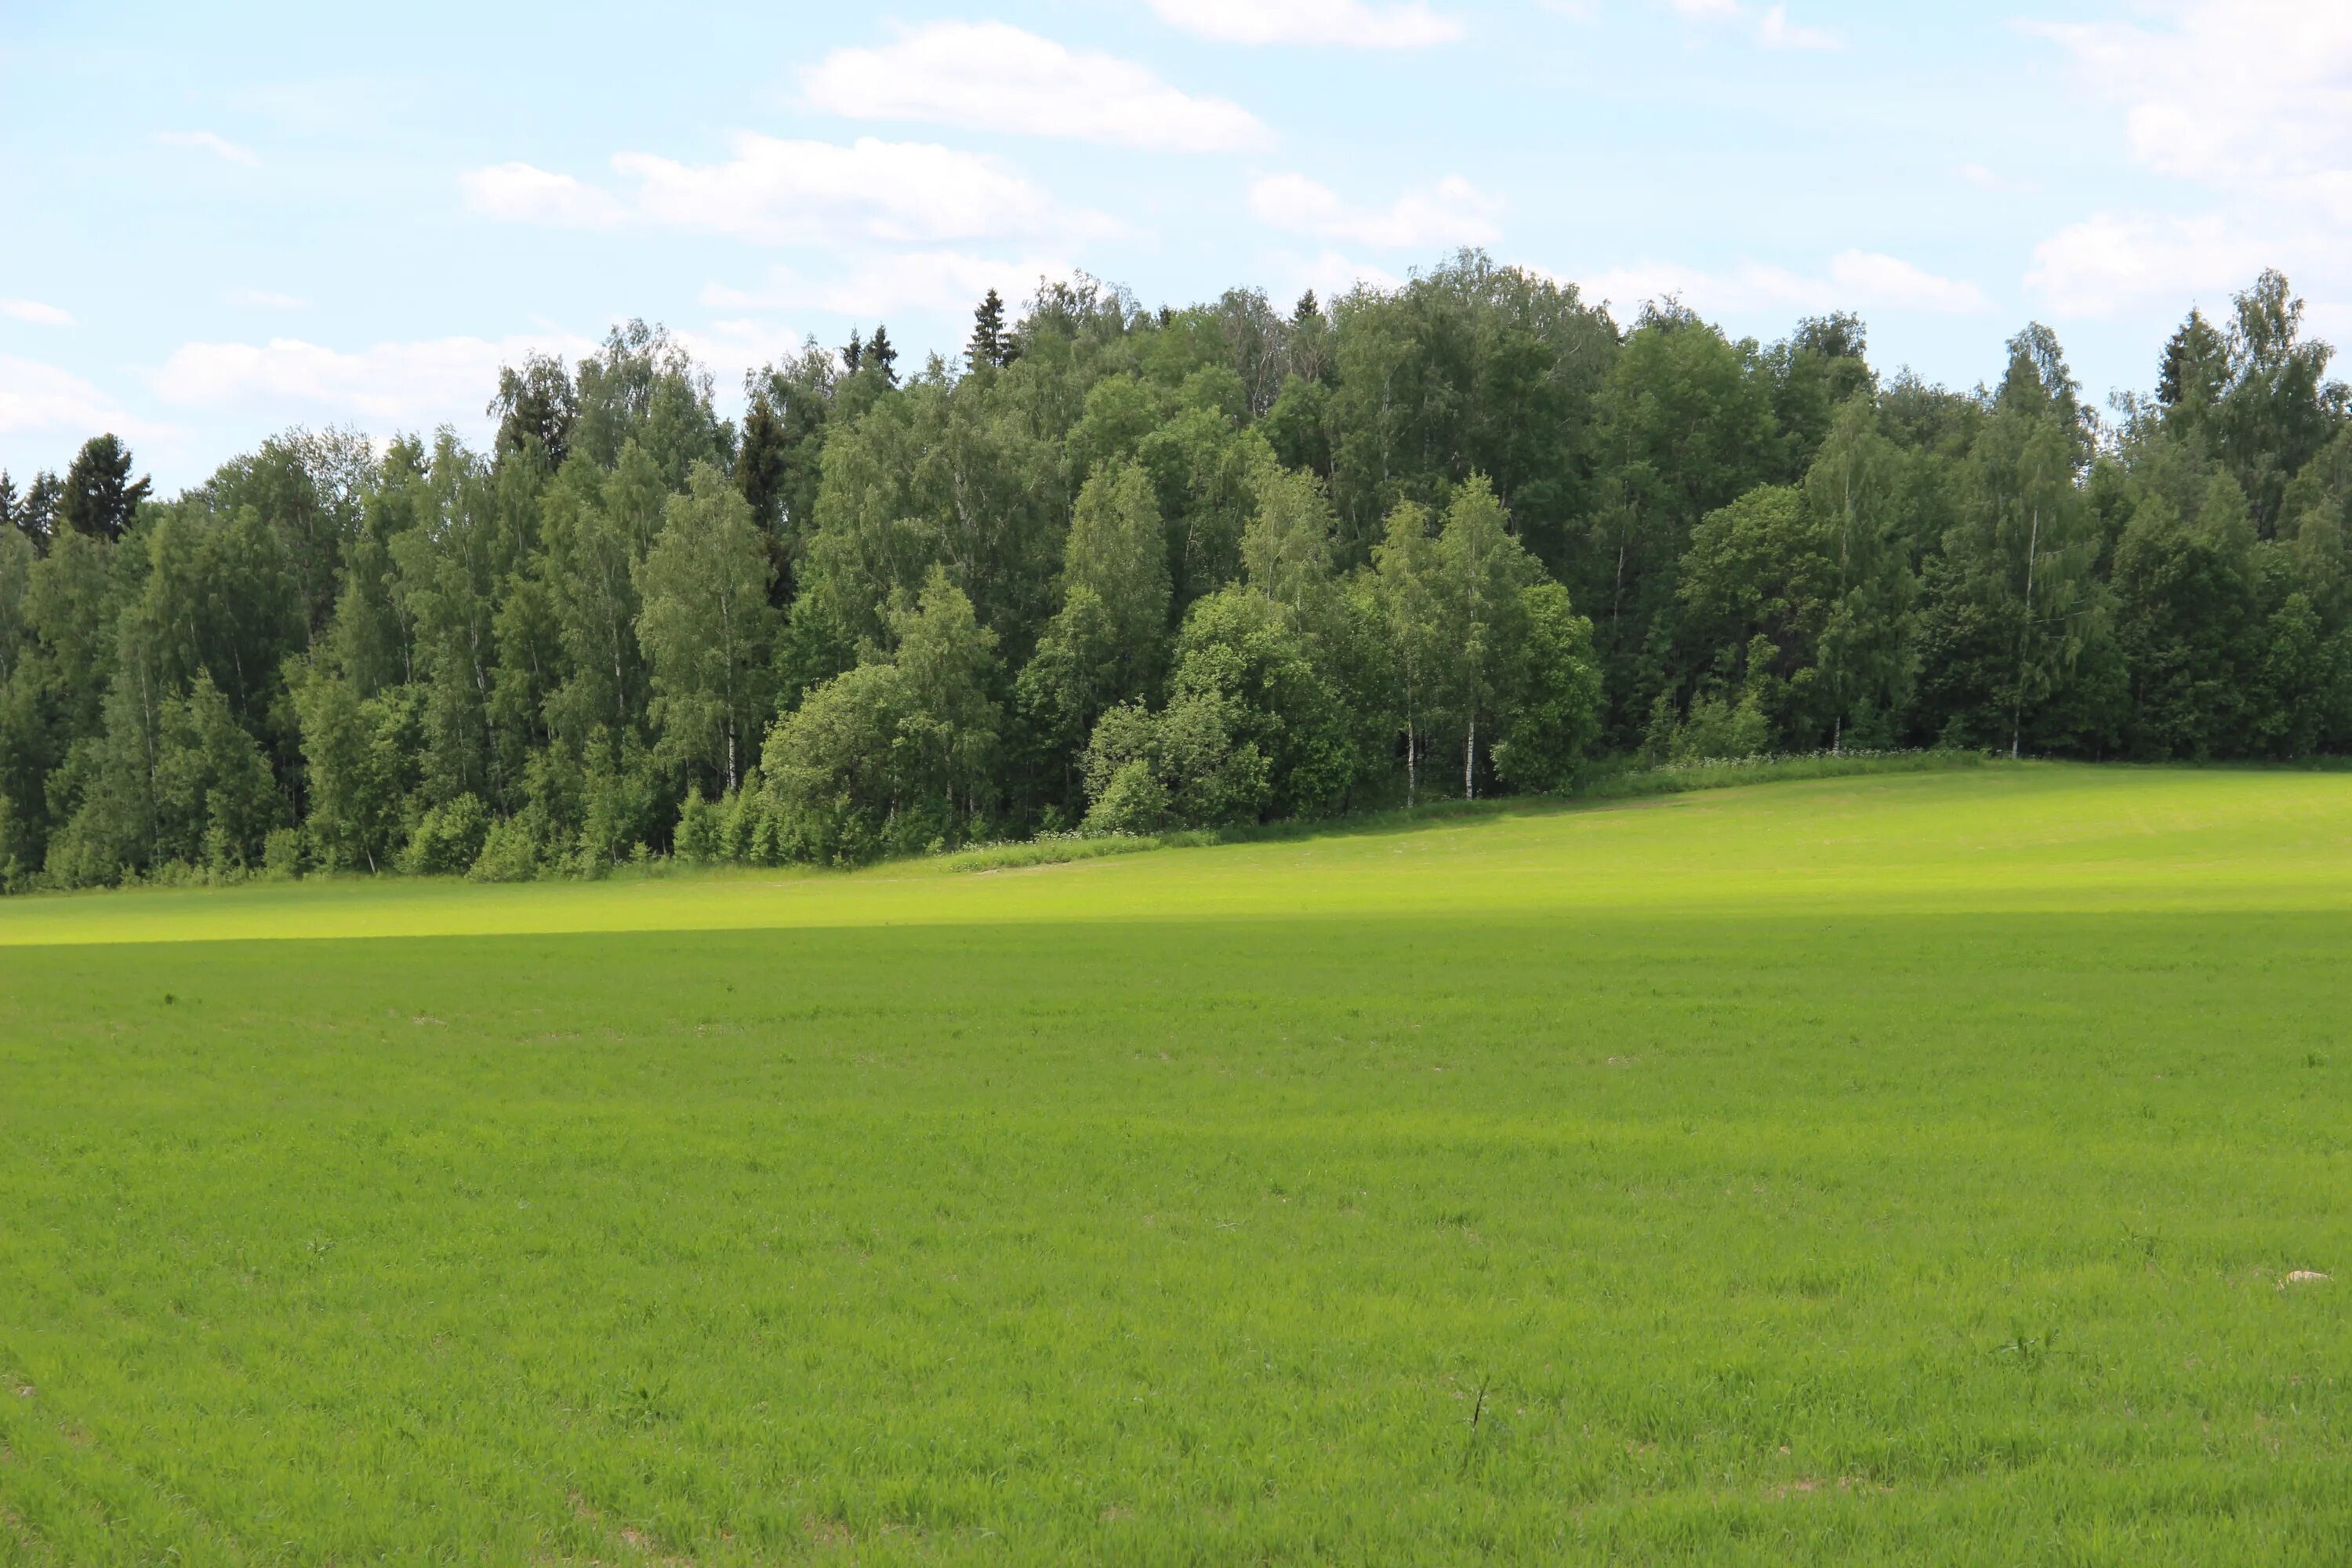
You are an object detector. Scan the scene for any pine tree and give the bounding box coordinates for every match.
[840,329,864,375]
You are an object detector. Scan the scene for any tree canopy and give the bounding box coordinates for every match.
[5,257,2350,891]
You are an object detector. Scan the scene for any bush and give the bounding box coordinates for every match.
[262,826,306,881]
[674,787,718,865]
[401,794,491,876]
[1083,758,1171,836]
[467,815,541,883]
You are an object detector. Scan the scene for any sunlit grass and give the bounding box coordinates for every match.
[2,762,2350,1563]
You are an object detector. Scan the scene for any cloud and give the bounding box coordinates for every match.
[149,332,597,426]
[1664,0,1838,49]
[1829,252,1992,314]
[2,299,72,326]
[702,252,1075,320]
[801,22,1269,152]
[2023,4,2352,322]
[229,289,312,310]
[1581,260,1828,316]
[1250,172,1500,248]
[1149,0,1463,49]
[673,320,819,382]
[460,162,631,229]
[466,136,1099,247]
[2030,3,2352,211]
[1955,162,2037,194]
[1580,252,1990,318]
[156,130,261,168]
[1276,250,1406,304]
[1756,5,1838,49]
[2024,214,2266,318]
[0,356,176,443]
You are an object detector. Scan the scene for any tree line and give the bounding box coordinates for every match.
[2,256,2348,891]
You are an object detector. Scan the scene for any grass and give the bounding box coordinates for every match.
[2,761,2349,1563]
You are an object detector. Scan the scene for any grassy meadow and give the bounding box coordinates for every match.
[2,762,2350,1563]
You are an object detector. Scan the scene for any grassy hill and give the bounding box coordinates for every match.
[3,763,2349,1563]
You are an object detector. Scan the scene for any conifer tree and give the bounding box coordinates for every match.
[967,289,1010,372]
[60,435,150,542]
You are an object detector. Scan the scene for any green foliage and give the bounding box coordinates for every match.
[1491,579,1603,790]
[1017,461,1173,786]
[60,433,151,542]
[401,793,491,876]
[10,262,2352,895]
[636,462,779,793]
[762,568,1004,862]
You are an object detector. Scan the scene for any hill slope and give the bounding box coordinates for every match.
[2,764,2349,1564]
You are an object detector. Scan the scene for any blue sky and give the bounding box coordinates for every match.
[3,0,2344,489]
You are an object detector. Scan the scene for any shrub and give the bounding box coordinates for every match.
[402,794,491,876]
[467,815,541,883]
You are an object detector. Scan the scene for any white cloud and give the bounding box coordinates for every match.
[1278,249,1405,304]
[1756,5,1838,49]
[1580,252,1989,318]
[2,299,72,326]
[674,320,818,383]
[2024,4,2352,321]
[229,289,312,310]
[0,356,176,443]
[467,136,1098,247]
[1582,260,1829,316]
[1664,0,1838,49]
[1250,172,1500,248]
[1955,162,2037,194]
[2024,214,2265,319]
[2031,3,2352,210]
[156,130,261,168]
[802,22,1269,152]
[460,162,630,229]
[1829,251,1992,314]
[1150,0,1463,48]
[149,332,597,425]
[702,252,1074,319]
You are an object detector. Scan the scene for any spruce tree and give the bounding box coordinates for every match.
[20,473,62,548]
[60,436,148,542]
[867,324,899,387]
[734,387,794,608]
[967,289,1007,372]
[840,329,864,375]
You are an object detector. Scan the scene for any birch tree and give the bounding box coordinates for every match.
[636,462,779,793]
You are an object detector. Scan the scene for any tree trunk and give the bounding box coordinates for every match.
[2014,503,2040,761]
[1463,711,1476,801]
[1405,714,1417,808]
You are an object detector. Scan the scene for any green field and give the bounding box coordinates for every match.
[2,762,2349,1564]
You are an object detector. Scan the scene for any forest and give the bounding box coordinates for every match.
[2,252,2348,891]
